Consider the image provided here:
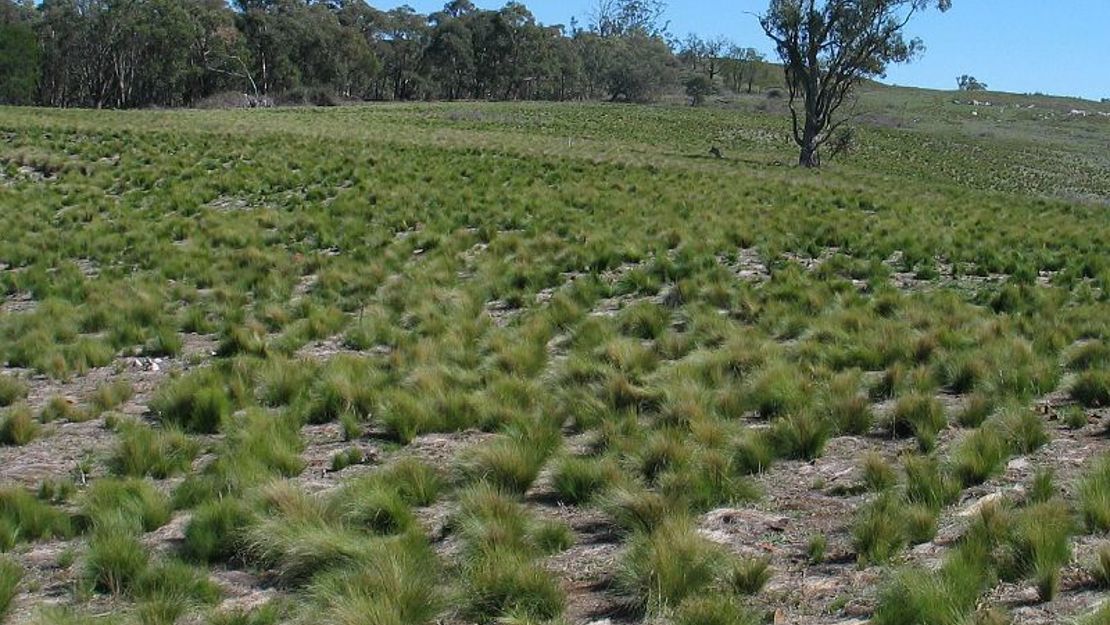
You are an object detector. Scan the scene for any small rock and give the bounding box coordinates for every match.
[1007,457,1030,471]
[959,492,1002,517]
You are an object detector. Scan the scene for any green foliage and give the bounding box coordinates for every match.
[111,423,199,478]
[0,557,21,620]
[552,455,616,504]
[81,478,171,533]
[617,518,724,614]
[890,393,946,450]
[0,487,73,547]
[183,498,254,563]
[1071,370,1110,407]
[722,556,772,595]
[1079,454,1110,533]
[0,403,38,446]
[0,377,27,407]
[151,370,234,434]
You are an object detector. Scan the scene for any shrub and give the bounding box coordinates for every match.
[183,498,254,563]
[111,423,198,478]
[617,518,722,614]
[1071,370,1110,407]
[1078,454,1110,533]
[0,404,38,446]
[0,557,21,620]
[722,556,771,595]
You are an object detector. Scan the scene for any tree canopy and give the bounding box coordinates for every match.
[0,0,692,108]
[760,0,952,167]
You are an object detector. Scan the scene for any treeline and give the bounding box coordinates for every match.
[0,0,773,109]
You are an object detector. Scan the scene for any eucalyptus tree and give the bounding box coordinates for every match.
[759,0,951,167]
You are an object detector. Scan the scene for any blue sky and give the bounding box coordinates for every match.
[391,0,1110,101]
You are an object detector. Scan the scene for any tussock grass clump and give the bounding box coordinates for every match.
[746,363,809,419]
[462,426,560,495]
[90,380,134,414]
[0,377,27,407]
[890,393,946,450]
[730,430,775,475]
[83,522,150,594]
[950,427,1009,487]
[769,412,831,460]
[0,487,73,547]
[307,535,440,625]
[1067,340,1109,371]
[81,478,171,533]
[1001,500,1073,601]
[659,449,758,512]
[133,559,221,606]
[956,393,994,428]
[904,454,959,510]
[297,356,379,424]
[244,516,376,584]
[1071,370,1110,407]
[332,480,415,536]
[0,557,22,620]
[173,409,304,507]
[853,493,911,564]
[861,452,897,492]
[1090,542,1110,588]
[462,548,565,623]
[871,556,991,625]
[39,396,79,423]
[551,455,618,504]
[617,517,724,614]
[1078,453,1110,533]
[722,556,771,595]
[330,447,366,473]
[604,486,673,535]
[183,498,255,563]
[673,595,759,625]
[150,370,233,434]
[111,423,198,478]
[0,404,38,446]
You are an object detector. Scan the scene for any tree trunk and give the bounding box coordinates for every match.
[798,121,820,167]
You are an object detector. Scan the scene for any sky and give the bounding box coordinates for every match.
[391,0,1110,102]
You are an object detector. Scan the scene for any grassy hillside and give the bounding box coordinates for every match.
[0,100,1107,625]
